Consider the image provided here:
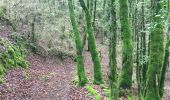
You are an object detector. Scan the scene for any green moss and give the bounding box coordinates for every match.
[86,85,102,100]
[79,0,104,84]
[0,64,5,75]
[0,63,5,84]
[7,59,15,66]
[7,46,15,56]
[145,2,164,100]
[128,95,136,100]
[119,0,133,92]
[76,55,88,86]
[109,0,119,99]
[68,0,87,86]
[17,60,29,68]
[0,77,3,84]
[0,38,29,83]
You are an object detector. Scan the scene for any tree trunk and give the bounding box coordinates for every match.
[109,0,118,99]
[145,0,164,99]
[119,0,133,92]
[68,0,87,86]
[79,0,104,84]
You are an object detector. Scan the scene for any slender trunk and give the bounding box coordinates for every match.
[109,0,118,99]
[159,38,170,97]
[141,0,147,94]
[68,0,87,86]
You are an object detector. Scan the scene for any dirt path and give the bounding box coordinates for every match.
[0,54,76,100]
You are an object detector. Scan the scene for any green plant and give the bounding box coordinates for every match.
[128,95,136,100]
[0,38,29,83]
[86,85,102,100]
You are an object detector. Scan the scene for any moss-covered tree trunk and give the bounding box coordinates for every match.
[159,38,170,98]
[159,0,170,97]
[109,0,118,99]
[68,0,87,86]
[145,0,164,99]
[119,0,133,91]
[79,0,104,84]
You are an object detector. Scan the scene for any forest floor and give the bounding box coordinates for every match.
[0,47,170,100]
[0,27,170,100]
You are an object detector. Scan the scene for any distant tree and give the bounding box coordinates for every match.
[68,0,87,86]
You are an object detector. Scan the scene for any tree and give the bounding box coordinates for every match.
[68,0,87,86]
[135,0,147,99]
[119,0,133,92]
[145,0,165,99]
[79,0,104,84]
[159,0,170,97]
[109,0,118,99]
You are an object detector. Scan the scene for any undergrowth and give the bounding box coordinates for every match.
[0,35,29,83]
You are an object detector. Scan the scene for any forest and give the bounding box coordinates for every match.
[0,0,170,100]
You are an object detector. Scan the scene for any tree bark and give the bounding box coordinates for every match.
[119,0,133,91]
[109,0,118,99]
[79,0,104,84]
[68,0,87,86]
